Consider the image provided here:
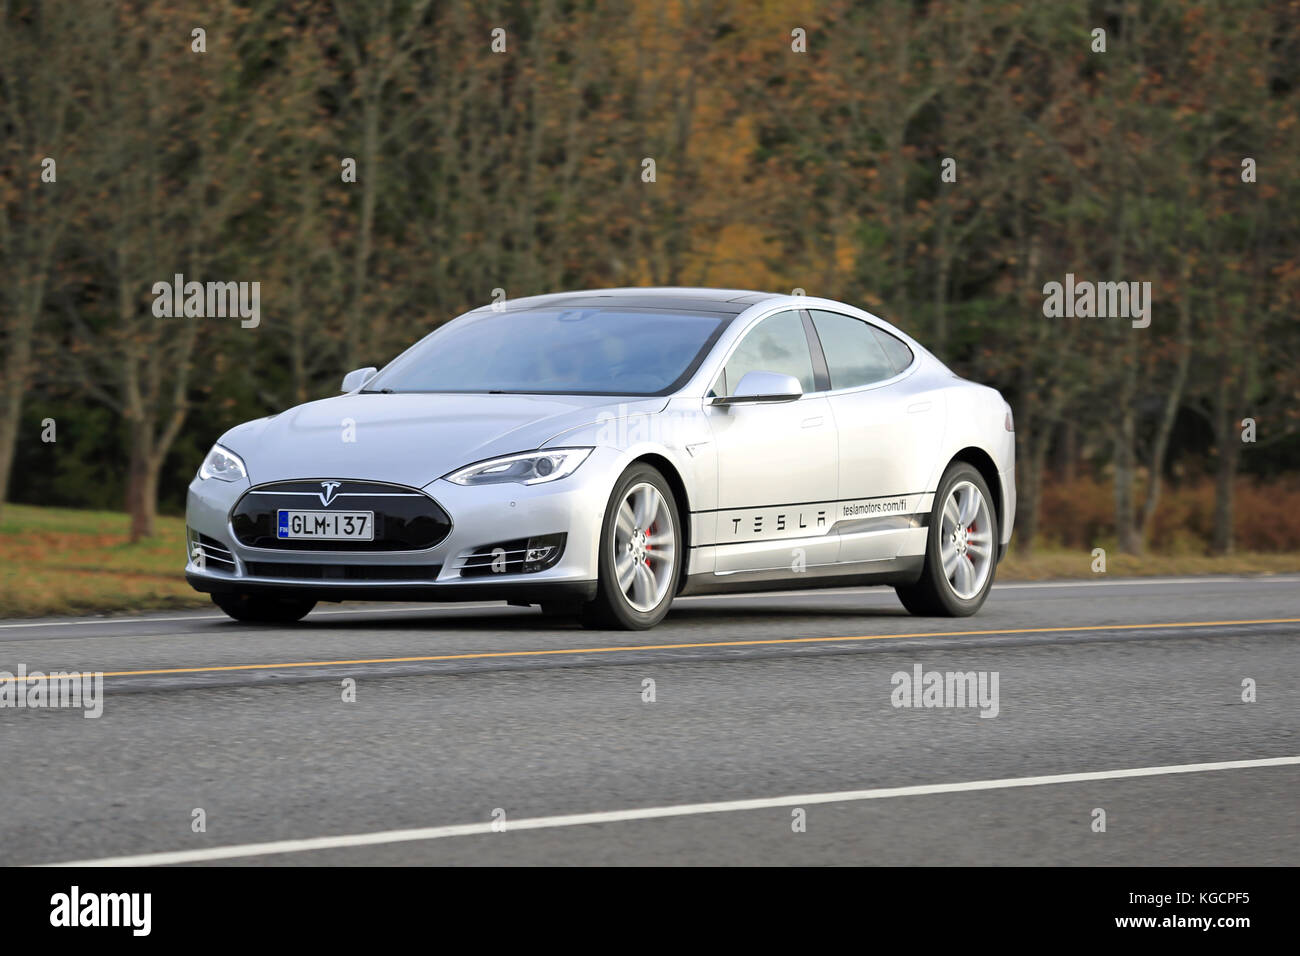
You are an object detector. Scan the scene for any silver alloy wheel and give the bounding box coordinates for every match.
[612,481,676,613]
[939,479,994,600]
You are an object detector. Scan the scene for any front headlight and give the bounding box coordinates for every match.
[198,443,248,482]
[444,448,593,486]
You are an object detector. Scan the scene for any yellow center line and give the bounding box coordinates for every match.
[1,617,1296,684]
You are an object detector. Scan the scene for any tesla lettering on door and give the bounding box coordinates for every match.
[728,510,826,536]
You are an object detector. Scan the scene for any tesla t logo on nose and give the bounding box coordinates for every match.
[319,481,342,506]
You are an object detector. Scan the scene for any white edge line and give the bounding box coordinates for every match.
[40,755,1300,867]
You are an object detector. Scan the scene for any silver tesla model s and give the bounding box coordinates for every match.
[186,288,1016,628]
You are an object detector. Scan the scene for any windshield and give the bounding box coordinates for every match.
[364,307,728,395]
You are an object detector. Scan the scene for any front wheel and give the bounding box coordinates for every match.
[581,464,681,630]
[895,462,998,617]
[212,591,316,624]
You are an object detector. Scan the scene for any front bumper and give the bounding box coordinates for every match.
[183,569,596,604]
[184,448,621,602]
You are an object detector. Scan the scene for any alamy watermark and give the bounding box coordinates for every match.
[1,666,104,718]
[890,664,999,718]
[151,273,260,328]
[594,402,700,448]
[1042,273,1151,328]
[50,887,150,936]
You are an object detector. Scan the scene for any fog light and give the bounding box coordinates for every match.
[523,534,566,573]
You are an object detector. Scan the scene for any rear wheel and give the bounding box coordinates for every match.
[212,591,316,624]
[895,462,997,617]
[581,464,681,630]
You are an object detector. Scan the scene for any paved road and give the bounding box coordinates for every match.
[1,575,1297,865]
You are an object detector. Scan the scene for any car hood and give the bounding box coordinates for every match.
[218,392,665,488]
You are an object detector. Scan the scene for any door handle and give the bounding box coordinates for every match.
[801,416,824,428]
[907,401,932,414]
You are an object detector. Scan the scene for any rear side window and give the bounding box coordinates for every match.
[871,326,914,373]
[809,310,895,389]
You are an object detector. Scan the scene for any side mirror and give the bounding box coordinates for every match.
[712,370,804,406]
[341,367,378,393]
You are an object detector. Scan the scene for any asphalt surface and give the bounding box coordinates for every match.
[1,575,1297,866]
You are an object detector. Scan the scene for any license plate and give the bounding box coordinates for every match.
[277,510,374,541]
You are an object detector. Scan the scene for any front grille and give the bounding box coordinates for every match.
[245,562,441,581]
[231,480,451,552]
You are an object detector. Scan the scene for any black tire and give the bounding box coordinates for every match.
[212,591,316,624]
[895,462,998,617]
[580,463,682,630]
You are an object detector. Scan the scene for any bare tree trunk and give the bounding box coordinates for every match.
[125,424,157,540]
[1211,444,1239,555]
[0,5,74,513]
[1107,185,1140,554]
[1113,408,1140,554]
[0,245,58,511]
[1016,423,1053,556]
[1139,259,1193,545]
[0,293,38,506]
[1210,385,1241,555]
[1062,420,1077,487]
[933,204,951,359]
[347,93,379,370]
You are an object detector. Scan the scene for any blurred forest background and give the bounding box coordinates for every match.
[2,0,1298,559]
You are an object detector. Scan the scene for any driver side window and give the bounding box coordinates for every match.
[721,310,816,395]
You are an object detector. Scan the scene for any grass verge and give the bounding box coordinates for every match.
[0,504,204,618]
